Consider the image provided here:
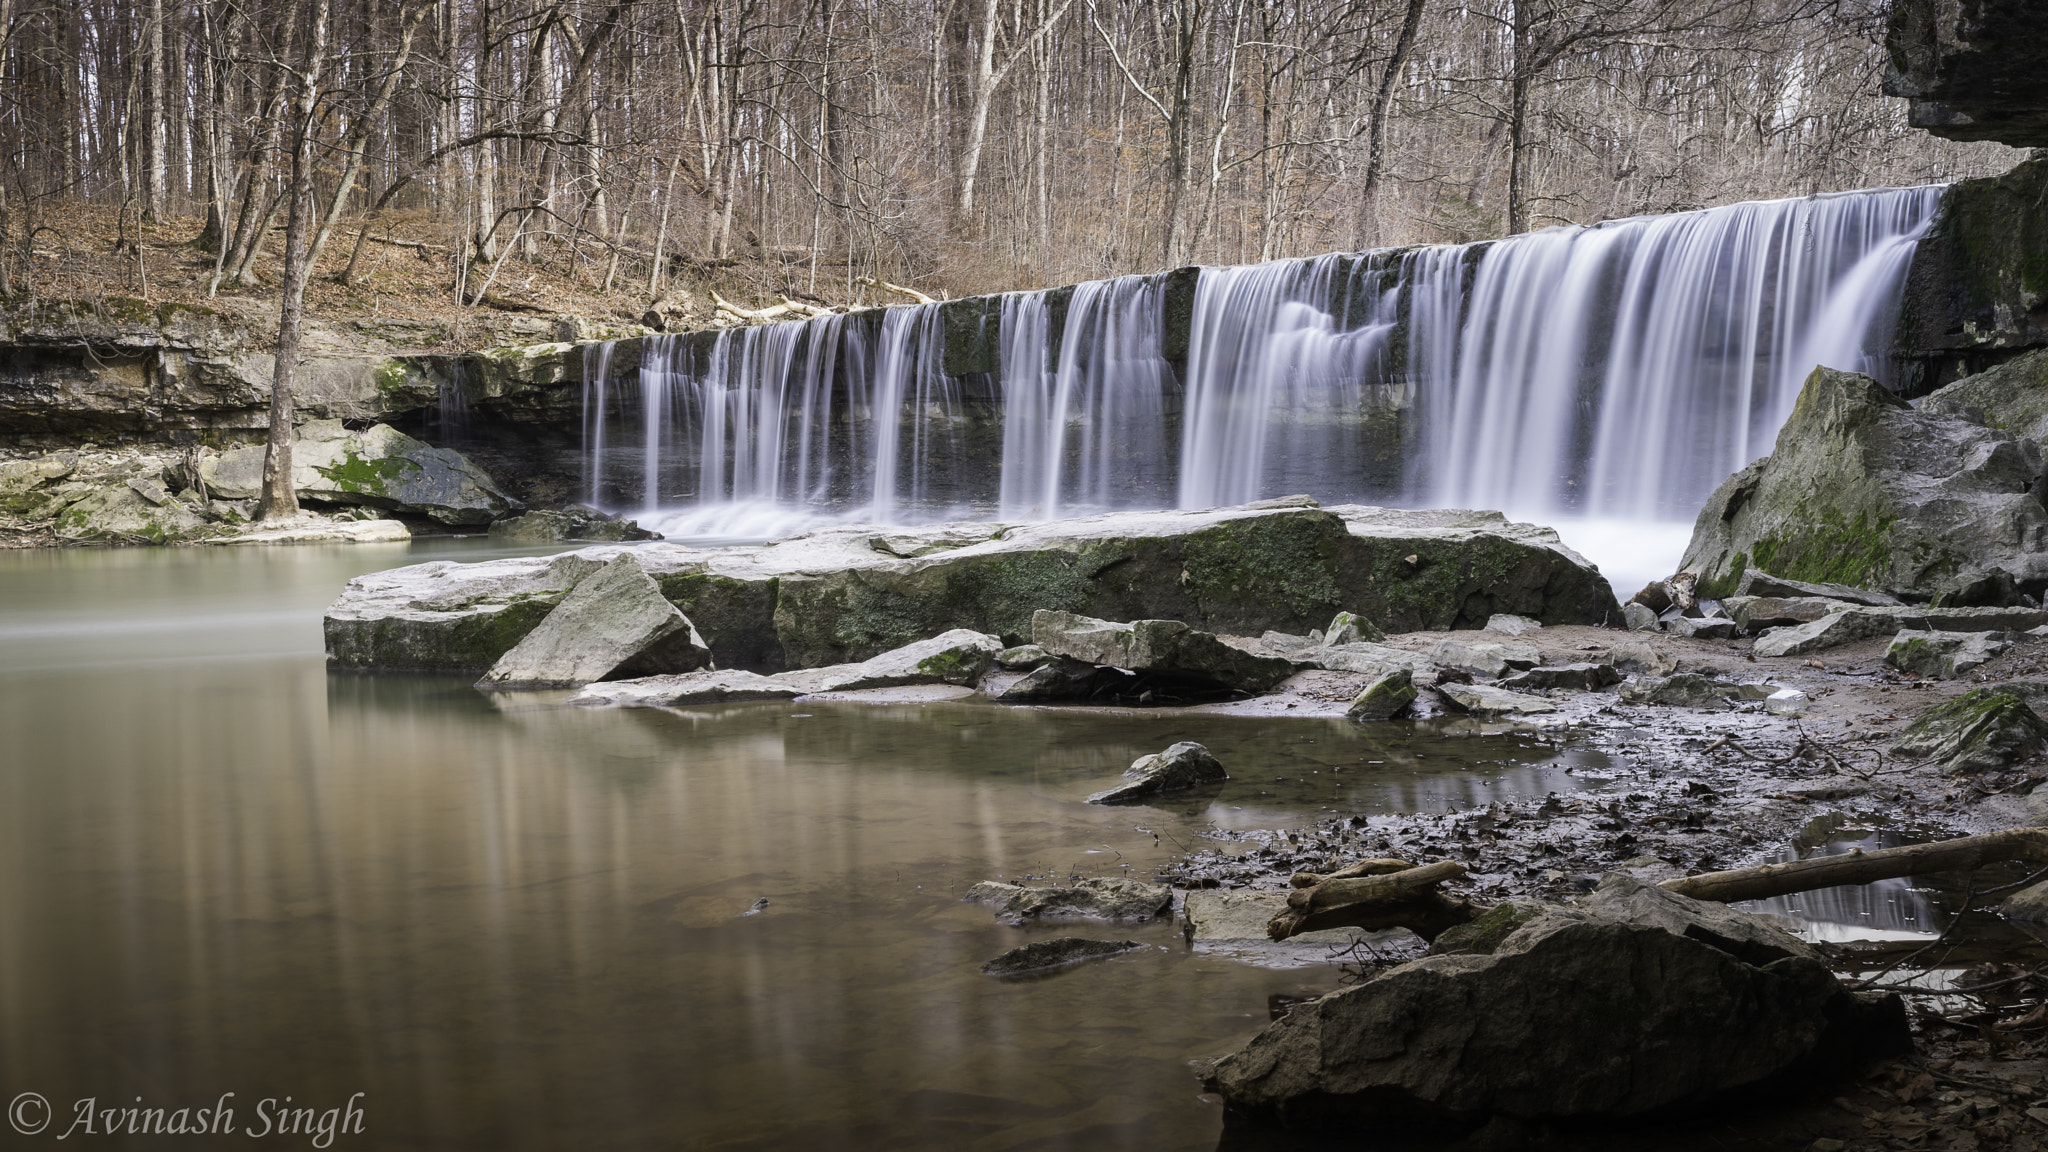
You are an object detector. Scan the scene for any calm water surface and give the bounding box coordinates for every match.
[0,542,1609,1151]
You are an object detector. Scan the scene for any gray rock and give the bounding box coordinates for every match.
[1663,615,1739,640]
[328,503,1620,674]
[1260,630,1318,655]
[967,877,1173,921]
[1207,880,1907,1130]
[980,938,1142,977]
[1484,613,1542,636]
[203,420,521,525]
[1754,604,2048,658]
[2003,880,2048,924]
[51,483,221,544]
[1314,642,1429,675]
[1430,640,1540,678]
[1892,685,2048,774]
[1765,689,1811,715]
[1609,640,1677,675]
[772,629,1003,693]
[1438,683,1557,716]
[1323,611,1385,646]
[1683,367,2048,601]
[1497,663,1621,692]
[1886,629,2019,679]
[488,507,659,542]
[1032,610,1297,693]
[568,669,801,707]
[1622,602,1660,631]
[1734,569,1904,607]
[1088,741,1228,803]
[995,643,1053,670]
[1619,673,1732,709]
[1883,7,2048,148]
[991,657,1136,703]
[1723,595,1843,631]
[1931,566,2026,608]
[477,554,711,688]
[1347,668,1417,720]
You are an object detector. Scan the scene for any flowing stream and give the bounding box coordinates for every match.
[580,185,1940,592]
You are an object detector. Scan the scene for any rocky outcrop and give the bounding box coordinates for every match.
[202,420,521,525]
[476,554,711,688]
[1207,875,1907,1132]
[1088,742,1228,804]
[1884,0,2048,147]
[324,503,1620,674]
[1682,366,2048,600]
[1894,159,2048,391]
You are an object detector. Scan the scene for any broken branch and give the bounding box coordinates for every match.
[1658,827,2048,903]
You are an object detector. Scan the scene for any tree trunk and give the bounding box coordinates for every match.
[1360,0,1426,245]
[1505,3,1531,236]
[258,0,331,522]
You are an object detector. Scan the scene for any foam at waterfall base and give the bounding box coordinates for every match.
[637,500,850,544]
[1538,518,1696,605]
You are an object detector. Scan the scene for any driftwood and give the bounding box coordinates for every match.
[710,290,836,324]
[856,275,937,305]
[1657,827,2048,903]
[1268,828,2048,945]
[1267,859,1482,942]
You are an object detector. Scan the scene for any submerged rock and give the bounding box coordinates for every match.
[1886,628,2019,680]
[1032,610,1296,693]
[1892,685,2048,774]
[1089,741,1228,804]
[569,669,801,707]
[967,877,1173,921]
[477,554,711,688]
[203,420,522,525]
[326,502,1620,673]
[2003,879,2048,924]
[1682,366,2048,600]
[980,937,1141,977]
[488,507,659,542]
[1206,875,1906,1131]
[1346,668,1417,720]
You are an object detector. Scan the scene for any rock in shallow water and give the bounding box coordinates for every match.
[979,937,1141,976]
[966,877,1173,921]
[1089,741,1229,804]
[477,554,711,688]
[1436,683,1555,716]
[772,629,1002,693]
[1032,610,1297,693]
[569,668,801,707]
[1346,668,1417,720]
[1206,875,1907,1131]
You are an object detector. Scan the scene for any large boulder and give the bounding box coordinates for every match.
[1207,876,1906,1132]
[202,420,522,525]
[327,503,1619,674]
[1032,611,1296,693]
[1682,366,2048,600]
[475,554,711,688]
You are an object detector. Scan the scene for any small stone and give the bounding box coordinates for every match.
[1347,667,1417,720]
[1484,614,1542,636]
[1623,602,1660,631]
[1323,611,1386,646]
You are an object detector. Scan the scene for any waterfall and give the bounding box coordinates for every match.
[573,184,1943,557]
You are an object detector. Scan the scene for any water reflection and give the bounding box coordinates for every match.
[1736,831,1945,944]
[1,545,1611,1151]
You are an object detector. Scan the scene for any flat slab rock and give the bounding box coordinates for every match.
[324,502,1619,673]
[570,669,802,707]
[967,878,1173,922]
[1437,682,1555,716]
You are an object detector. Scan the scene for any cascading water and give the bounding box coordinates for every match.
[574,184,1943,583]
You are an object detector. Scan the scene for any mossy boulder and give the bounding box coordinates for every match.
[49,482,225,544]
[1892,683,2048,773]
[325,504,1618,674]
[1682,365,2048,599]
[202,420,521,525]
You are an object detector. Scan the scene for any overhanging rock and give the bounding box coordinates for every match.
[324,503,1620,674]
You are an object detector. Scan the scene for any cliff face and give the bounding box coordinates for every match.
[1894,158,2048,394]
[1885,0,2048,148]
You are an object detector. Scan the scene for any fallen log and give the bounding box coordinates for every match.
[1268,860,1478,942]
[857,275,937,305]
[1658,826,2048,903]
[1290,858,1415,888]
[710,290,835,323]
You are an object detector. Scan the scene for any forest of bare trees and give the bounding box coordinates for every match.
[0,0,2020,305]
